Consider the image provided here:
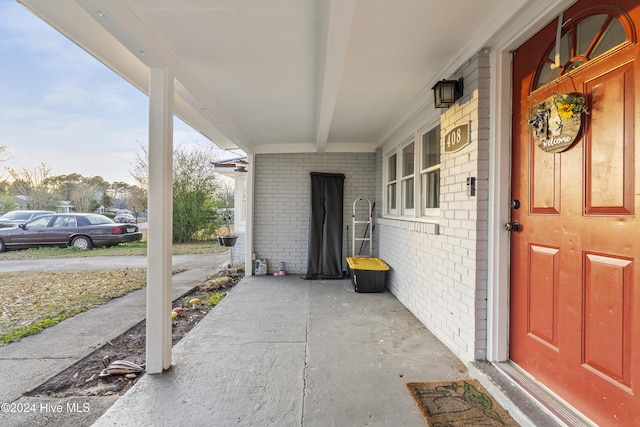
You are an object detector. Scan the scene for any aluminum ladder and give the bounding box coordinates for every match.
[351,197,373,257]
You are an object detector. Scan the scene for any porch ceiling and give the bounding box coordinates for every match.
[20,0,525,154]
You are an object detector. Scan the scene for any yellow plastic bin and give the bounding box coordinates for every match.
[346,257,390,293]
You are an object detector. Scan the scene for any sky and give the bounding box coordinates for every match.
[0,0,238,185]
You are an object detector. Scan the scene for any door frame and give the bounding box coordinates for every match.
[486,0,577,362]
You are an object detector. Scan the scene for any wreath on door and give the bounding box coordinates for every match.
[528,93,587,153]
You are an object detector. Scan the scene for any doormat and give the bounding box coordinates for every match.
[406,379,519,426]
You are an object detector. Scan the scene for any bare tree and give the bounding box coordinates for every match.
[0,146,8,177]
[0,145,8,164]
[216,177,235,208]
[131,144,224,241]
[126,185,147,215]
[109,182,131,209]
[130,146,149,190]
[6,163,57,209]
[70,184,97,213]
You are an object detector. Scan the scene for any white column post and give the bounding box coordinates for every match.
[146,66,174,373]
[486,49,511,362]
[244,151,255,275]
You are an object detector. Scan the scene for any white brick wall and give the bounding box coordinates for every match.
[251,52,490,364]
[253,153,377,275]
[377,51,489,362]
[229,232,244,263]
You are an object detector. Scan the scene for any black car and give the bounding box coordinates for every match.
[0,213,142,251]
[0,210,56,228]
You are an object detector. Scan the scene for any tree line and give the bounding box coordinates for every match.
[0,162,146,215]
[0,145,234,243]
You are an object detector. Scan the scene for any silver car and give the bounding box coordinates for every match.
[0,210,55,228]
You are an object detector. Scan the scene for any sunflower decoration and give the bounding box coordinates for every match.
[551,93,588,122]
[529,92,588,123]
[528,92,587,154]
[556,101,576,119]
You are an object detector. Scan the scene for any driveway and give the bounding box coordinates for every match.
[0,253,222,273]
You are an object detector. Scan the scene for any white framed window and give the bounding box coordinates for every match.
[401,141,415,216]
[386,153,397,215]
[421,125,440,216]
[383,122,441,220]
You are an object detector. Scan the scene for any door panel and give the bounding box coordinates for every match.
[585,62,634,214]
[9,228,47,246]
[583,253,633,389]
[46,215,76,245]
[530,150,561,214]
[528,245,560,349]
[510,1,640,425]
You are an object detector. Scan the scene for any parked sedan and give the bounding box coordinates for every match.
[113,213,137,224]
[0,213,142,251]
[0,210,55,228]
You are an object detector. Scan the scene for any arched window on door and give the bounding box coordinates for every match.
[535,10,632,89]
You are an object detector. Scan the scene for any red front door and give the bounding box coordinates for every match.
[510,1,640,425]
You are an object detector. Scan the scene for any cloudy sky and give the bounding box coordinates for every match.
[0,1,235,185]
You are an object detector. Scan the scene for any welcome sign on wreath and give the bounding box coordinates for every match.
[528,93,587,153]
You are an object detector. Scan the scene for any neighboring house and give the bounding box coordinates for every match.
[56,201,74,213]
[212,157,247,262]
[14,195,28,210]
[21,1,640,425]
[12,196,74,213]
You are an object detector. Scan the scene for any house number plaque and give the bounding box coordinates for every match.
[444,123,469,153]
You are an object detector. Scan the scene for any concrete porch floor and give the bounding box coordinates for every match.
[93,275,558,426]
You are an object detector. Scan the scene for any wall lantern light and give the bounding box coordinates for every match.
[234,160,249,172]
[432,78,463,109]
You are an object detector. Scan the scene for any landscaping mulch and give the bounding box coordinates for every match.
[27,267,243,399]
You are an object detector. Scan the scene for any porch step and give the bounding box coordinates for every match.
[469,361,597,427]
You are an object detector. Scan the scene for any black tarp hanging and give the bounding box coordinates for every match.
[305,172,345,280]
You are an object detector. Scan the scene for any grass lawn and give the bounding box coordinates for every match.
[0,239,228,345]
[0,239,226,260]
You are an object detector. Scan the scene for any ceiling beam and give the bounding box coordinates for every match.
[314,0,356,153]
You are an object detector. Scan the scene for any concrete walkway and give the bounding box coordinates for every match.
[0,252,228,405]
[93,276,468,426]
[1,254,565,426]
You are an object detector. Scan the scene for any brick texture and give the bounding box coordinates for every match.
[252,51,489,363]
[377,51,489,362]
[253,153,377,276]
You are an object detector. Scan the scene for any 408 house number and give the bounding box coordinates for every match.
[444,123,470,153]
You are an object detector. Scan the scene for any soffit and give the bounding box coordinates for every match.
[21,0,525,153]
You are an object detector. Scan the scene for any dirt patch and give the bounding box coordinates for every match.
[1,265,243,427]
